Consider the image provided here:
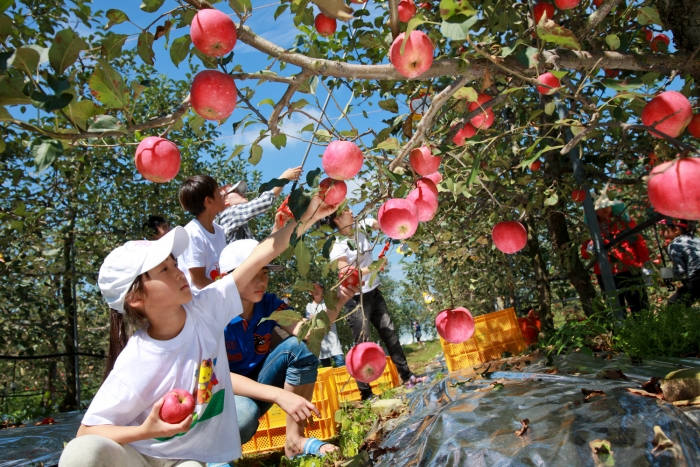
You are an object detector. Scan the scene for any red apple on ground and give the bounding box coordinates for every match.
[424,172,443,186]
[554,0,580,9]
[406,185,438,222]
[191,70,237,121]
[536,72,560,95]
[687,114,700,138]
[572,189,587,203]
[492,221,528,254]
[322,140,364,180]
[647,157,700,220]
[398,0,416,22]
[378,198,419,239]
[530,160,542,171]
[467,93,495,130]
[160,388,195,424]
[314,13,337,37]
[436,307,475,344]
[346,342,387,383]
[650,34,670,53]
[338,266,360,288]
[190,9,237,57]
[134,137,181,183]
[409,146,441,175]
[318,178,347,205]
[389,31,434,79]
[533,1,555,23]
[416,177,438,197]
[452,123,477,146]
[641,91,693,138]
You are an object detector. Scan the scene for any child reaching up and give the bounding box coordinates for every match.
[59,196,338,467]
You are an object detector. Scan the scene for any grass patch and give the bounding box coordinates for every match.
[403,339,443,375]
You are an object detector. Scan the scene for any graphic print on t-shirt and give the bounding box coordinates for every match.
[196,358,219,404]
[253,333,271,354]
[208,261,222,281]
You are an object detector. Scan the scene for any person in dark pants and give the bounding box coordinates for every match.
[659,218,700,307]
[325,208,427,400]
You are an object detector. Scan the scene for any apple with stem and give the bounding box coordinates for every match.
[346,342,387,383]
[134,137,181,183]
[159,389,195,424]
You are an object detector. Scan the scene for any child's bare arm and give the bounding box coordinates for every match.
[77,398,192,444]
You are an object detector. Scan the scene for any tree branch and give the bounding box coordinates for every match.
[582,0,624,38]
[229,72,295,84]
[269,70,313,136]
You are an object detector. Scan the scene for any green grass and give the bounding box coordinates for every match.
[402,339,443,375]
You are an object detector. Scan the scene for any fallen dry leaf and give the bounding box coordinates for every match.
[672,395,700,407]
[480,69,494,92]
[651,426,674,453]
[589,439,614,467]
[627,388,665,400]
[582,388,606,402]
[544,367,559,375]
[596,369,628,380]
[515,418,529,436]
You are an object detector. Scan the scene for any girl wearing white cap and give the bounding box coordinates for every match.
[58,197,338,467]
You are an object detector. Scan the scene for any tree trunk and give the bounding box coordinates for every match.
[657,0,700,82]
[60,209,78,411]
[545,210,601,317]
[522,216,554,333]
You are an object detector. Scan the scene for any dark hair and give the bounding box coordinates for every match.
[319,210,341,230]
[179,175,218,216]
[143,215,168,237]
[104,274,150,380]
[663,218,696,236]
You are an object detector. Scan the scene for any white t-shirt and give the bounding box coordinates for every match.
[178,219,227,293]
[329,219,379,294]
[305,301,343,359]
[82,276,243,463]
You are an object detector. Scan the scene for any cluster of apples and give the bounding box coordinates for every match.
[134,9,239,183]
[451,93,497,145]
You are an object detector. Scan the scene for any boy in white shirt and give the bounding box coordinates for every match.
[178,175,228,293]
[305,283,345,367]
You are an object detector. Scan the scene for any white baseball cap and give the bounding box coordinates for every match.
[219,239,284,274]
[228,180,247,195]
[98,226,190,313]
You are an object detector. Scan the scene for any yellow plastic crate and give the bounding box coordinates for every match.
[439,308,526,373]
[332,356,400,403]
[241,368,338,455]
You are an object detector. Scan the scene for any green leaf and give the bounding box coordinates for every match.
[105,9,129,30]
[10,47,40,74]
[288,187,312,221]
[536,20,581,50]
[440,16,478,41]
[30,91,73,111]
[258,177,289,193]
[229,0,251,15]
[0,0,14,13]
[130,79,147,100]
[258,98,275,106]
[439,0,476,20]
[189,115,206,137]
[314,129,333,142]
[140,0,165,13]
[0,74,31,106]
[249,143,263,165]
[274,4,288,19]
[260,309,304,326]
[137,31,155,65]
[226,144,245,163]
[601,78,643,91]
[306,167,322,187]
[378,98,398,113]
[377,137,400,150]
[30,137,63,172]
[453,86,478,101]
[298,76,318,95]
[169,35,191,68]
[66,100,105,130]
[87,114,125,132]
[292,280,315,292]
[295,240,311,277]
[401,14,427,55]
[544,100,555,115]
[88,59,130,109]
[544,193,559,206]
[0,106,11,120]
[604,34,620,51]
[100,33,128,61]
[322,235,336,259]
[300,123,315,133]
[640,72,661,85]
[191,47,218,69]
[49,29,87,74]
[290,99,309,110]
[637,6,661,26]
[515,46,539,69]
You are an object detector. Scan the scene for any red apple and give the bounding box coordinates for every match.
[593,0,603,7]
[492,221,528,254]
[322,140,364,180]
[378,198,419,239]
[409,146,441,175]
[533,1,555,23]
[650,34,670,53]
[554,0,580,9]
[398,0,417,22]
[338,266,360,288]
[419,2,431,9]
[159,388,195,424]
[647,157,700,220]
[452,122,477,146]
[416,177,438,197]
[314,13,337,37]
[572,189,587,203]
[406,185,438,222]
[318,178,347,205]
[641,91,693,138]
[436,307,475,344]
[346,342,387,383]
[191,70,237,121]
[642,28,653,42]
[687,114,700,138]
[134,136,181,183]
[424,172,443,186]
[467,93,495,130]
[604,69,620,78]
[531,160,542,171]
[389,31,434,79]
[536,72,560,95]
[190,9,237,57]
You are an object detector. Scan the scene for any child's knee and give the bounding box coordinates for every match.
[235,396,261,443]
[59,435,123,467]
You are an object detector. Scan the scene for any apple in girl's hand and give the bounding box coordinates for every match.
[160,389,195,424]
[339,266,360,288]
